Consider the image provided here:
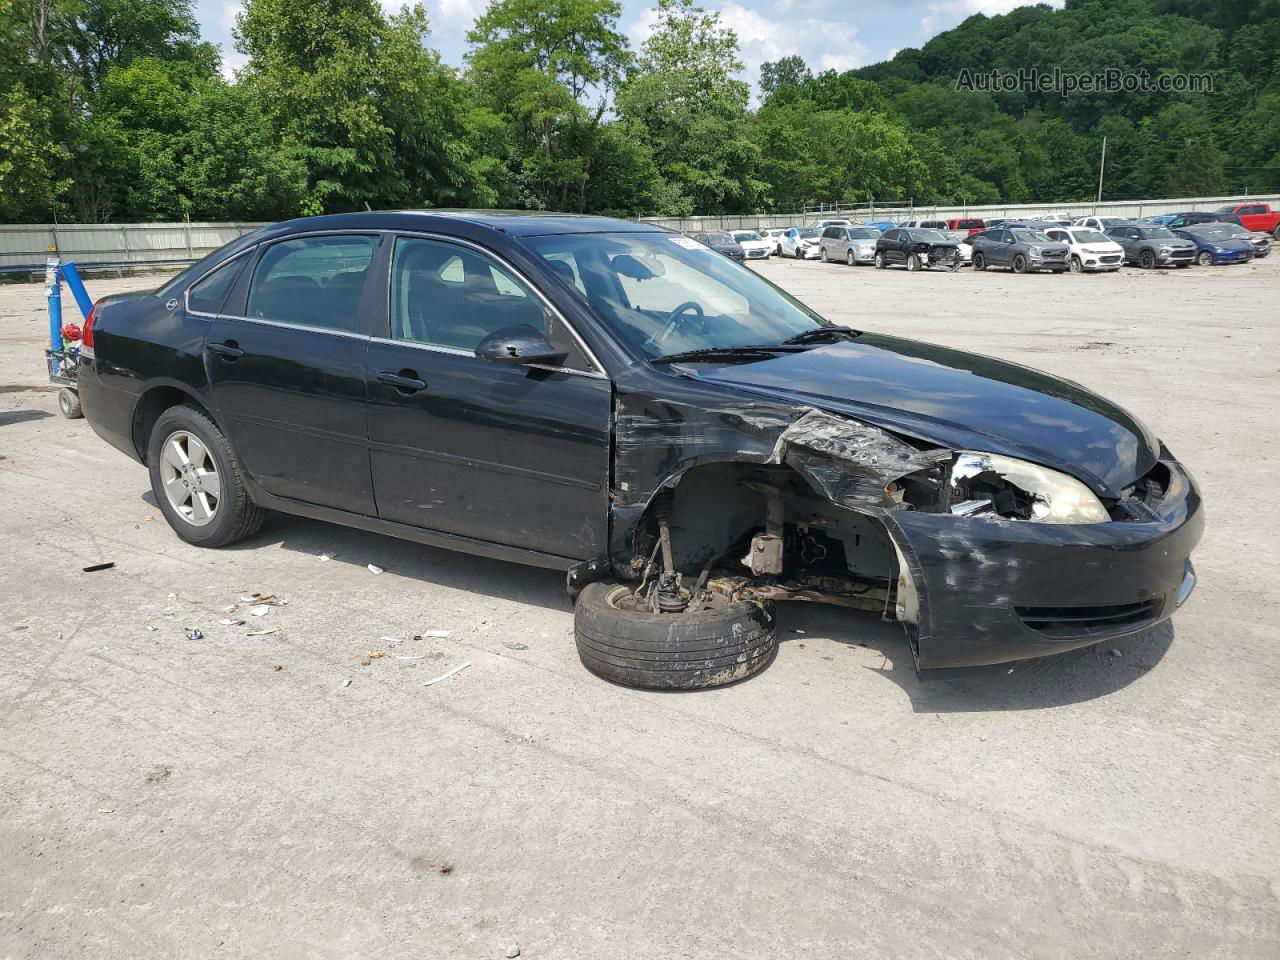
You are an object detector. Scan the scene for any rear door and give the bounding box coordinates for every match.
[206,232,381,515]
[364,234,611,561]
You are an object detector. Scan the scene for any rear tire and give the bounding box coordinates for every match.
[58,387,82,419]
[148,405,265,548]
[574,582,777,690]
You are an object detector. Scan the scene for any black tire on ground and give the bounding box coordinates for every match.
[147,404,266,548]
[874,252,886,269]
[573,582,777,690]
[906,253,920,272]
[1140,249,1156,269]
[1013,254,1028,274]
[58,387,83,419]
[846,249,855,266]
[973,253,986,271]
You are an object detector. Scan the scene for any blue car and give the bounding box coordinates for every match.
[1173,224,1254,265]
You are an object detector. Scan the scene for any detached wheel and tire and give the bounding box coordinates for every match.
[574,582,777,690]
[148,405,265,548]
[58,387,83,419]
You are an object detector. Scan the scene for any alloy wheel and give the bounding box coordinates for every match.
[160,430,221,527]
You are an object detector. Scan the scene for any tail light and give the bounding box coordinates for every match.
[82,301,99,349]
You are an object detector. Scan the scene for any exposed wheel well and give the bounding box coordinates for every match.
[132,387,212,463]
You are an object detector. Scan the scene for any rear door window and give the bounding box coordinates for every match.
[246,235,376,333]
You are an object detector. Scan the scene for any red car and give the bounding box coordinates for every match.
[947,217,987,236]
[1214,203,1280,239]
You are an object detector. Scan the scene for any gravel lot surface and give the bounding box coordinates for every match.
[2,256,1278,958]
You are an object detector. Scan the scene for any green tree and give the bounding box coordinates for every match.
[617,0,765,214]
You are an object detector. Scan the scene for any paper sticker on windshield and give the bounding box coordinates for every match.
[670,236,706,250]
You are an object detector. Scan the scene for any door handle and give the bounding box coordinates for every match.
[206,340,244,359]
[377,370,427,393]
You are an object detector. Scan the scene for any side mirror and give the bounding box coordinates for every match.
[475,324,567,367]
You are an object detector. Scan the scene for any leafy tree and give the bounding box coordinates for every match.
[759,55,810,97]
[617,0,765,214]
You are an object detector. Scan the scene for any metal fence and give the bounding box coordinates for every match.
[638,193,1280,233]
[3,193,1277,272]
[0,221,266,274]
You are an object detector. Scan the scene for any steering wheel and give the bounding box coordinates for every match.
[647,301,706,349]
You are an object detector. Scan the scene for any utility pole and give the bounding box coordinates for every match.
[1096,135,1107,206]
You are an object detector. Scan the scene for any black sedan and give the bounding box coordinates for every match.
[77,211,1202,690]
[689,230,745,261]
[874,228,961,271]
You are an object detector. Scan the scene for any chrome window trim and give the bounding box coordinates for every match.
[216,314,371,341]
[385,230,607,378]
[184,249,254,319]
[366,334,606,380]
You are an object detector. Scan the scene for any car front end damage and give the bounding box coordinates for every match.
[599,380,1203,674]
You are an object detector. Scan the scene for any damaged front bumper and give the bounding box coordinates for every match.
[886,454,1203,670]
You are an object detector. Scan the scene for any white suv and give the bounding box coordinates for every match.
[1044,226,1126,272]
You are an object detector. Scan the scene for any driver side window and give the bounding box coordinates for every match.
[390,237,593,372]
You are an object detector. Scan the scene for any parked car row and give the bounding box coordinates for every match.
[687,202,1276,273]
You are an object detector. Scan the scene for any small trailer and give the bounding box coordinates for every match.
[44,258,95,419]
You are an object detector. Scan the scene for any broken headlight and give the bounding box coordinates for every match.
[949,452,1109,524]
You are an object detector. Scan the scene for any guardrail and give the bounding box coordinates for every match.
[638,194,1280,232]
[0,221,267,274]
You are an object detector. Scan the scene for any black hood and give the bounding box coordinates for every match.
[683,333,1159,495]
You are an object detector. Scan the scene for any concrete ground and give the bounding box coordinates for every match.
[1,255,1277,958]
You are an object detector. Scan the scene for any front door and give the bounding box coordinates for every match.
[206,232,380,516]
[365,235,611,561]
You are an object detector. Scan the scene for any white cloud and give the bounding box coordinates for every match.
[920,0,1064,39]
[218,49,248,80]
[717,2,869,83]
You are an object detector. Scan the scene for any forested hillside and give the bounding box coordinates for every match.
[1,0,1277,223]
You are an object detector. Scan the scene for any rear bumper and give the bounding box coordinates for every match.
[887,454,1204,670]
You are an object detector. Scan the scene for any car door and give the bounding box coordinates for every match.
[1111,226,1137,260]
[982,229,1007,266]
[364,234,611,561]
[205,232,381,515]
[881,230,901,264]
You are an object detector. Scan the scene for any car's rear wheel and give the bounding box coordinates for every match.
[58,387,82,419]
[148,405,265,548]
[1069,256,1083,273]
[874,252,885,269]
[1139,250,1156,269]
[573,582,777,690]
[906,254,920,272]
[1197,251,1213,266]
[973,253,986,271]
[1013,254,1028,274]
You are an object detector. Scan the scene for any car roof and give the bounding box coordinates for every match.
[261,209,669,239]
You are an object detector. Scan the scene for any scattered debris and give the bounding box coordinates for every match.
[146,625,158,632]
[245,628,278,637]
[272,664,283,672]
[381,636,404,644]
[318,553,333,562]
[438,863,455,875]
[360,659,371,667]
[424,662,471,686]
[97,808,114,814]
[504,945,521,958]
[249,605,270,617]
[502,642,528,651]
[367,564,384,575]
[218,618,245,626]
[143,515,154,522]
[417,629,451,639]
[186,629,203,641]
[341,678,352,688]
[791,629,806,635]
[367,651,386,660]
[145,764,172,784]
[1109,648,1122,658]
[395,655,426,660]
[82,561,115,573]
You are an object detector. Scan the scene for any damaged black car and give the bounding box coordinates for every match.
[77,212,1203,690]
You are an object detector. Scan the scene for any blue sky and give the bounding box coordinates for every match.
[199,0,1064,88]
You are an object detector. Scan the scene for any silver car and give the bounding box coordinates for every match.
[818,225,883,265]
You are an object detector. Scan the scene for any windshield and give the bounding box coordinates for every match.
[1190,226,1235,242]
[908,229,949,242]
[1012,230,1051,243]
[522,232,828,360]
[732,231,762,242]
[1225,226,1251,237]
[797,228,820,238]
[1141,227,1176,239]
[847,227,880,239]
[1073,229,1109,243]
